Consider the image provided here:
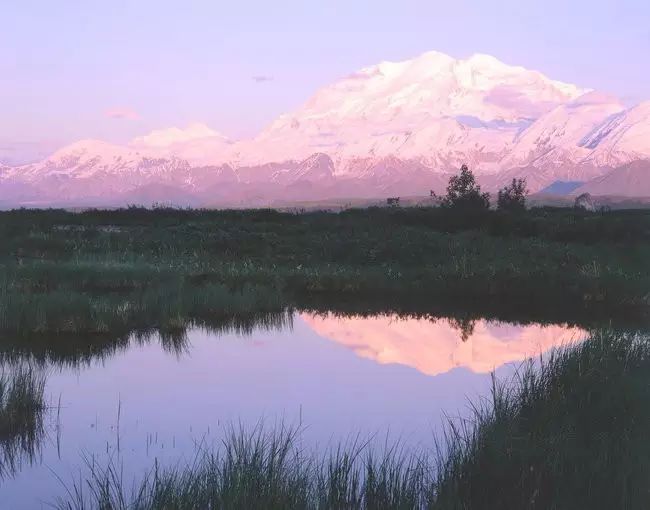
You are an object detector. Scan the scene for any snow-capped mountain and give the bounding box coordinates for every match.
[2,50,650,207]
[0,138,238,205]
[236,50,585,169]
[264,51,584,135]
[0,139,187,200]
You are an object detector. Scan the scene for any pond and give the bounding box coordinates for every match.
[1,311,586,508]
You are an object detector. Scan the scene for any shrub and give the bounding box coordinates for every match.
[497,178,528,212]
[442,165,490,212]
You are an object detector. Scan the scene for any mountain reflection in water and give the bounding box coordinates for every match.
[303,313,586,376]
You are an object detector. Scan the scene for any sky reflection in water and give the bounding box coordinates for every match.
[0,312,585,509]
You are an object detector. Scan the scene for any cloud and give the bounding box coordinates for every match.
[104,107,140,120]
[252,75,273,83]
[483,86,554,118]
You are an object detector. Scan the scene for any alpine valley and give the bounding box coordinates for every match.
[2,50,650,208]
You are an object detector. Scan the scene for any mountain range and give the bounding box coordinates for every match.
[2,50,650,207]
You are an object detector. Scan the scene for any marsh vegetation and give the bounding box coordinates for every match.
[1,205,649,341]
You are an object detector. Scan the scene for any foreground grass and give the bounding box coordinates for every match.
[58,428,427,510]
[433,330,650,509]
[56,331,650,509]
[1,206,649,338]
[0,364,47,477]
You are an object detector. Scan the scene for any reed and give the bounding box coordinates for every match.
[0,364,47,478]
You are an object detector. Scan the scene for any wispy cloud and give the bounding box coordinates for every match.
[104,107,140,120]
[252,75,273,83]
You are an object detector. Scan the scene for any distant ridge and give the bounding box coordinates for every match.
[573,161,650,198]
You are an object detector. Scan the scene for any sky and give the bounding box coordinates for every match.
[1,0,649,164]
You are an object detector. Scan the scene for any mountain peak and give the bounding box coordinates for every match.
[270,49,585,134]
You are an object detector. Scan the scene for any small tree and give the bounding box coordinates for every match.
[442,164,490,211]
[497,178,528,212]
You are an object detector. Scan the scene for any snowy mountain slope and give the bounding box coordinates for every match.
[0,138,239,203]
[339,155,446,191]
[483,93,626,191]
[2,139,142,183]
[504,92,624,169]
[581,101,650,167]
[488,161,606,193]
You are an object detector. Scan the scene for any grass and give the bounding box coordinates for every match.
[57,425,430,510]
[0,364,47,478]
[56,331,650,509]
[1,206,649,340]
[431,330,650,509]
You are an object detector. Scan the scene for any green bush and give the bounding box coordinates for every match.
[442,165,490,212]
[497,178,528,212]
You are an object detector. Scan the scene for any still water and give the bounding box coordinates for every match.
[1,312,584,509]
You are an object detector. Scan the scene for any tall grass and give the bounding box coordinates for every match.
[0,364,47,477]
[431,331,650,509]
[0,259,647,342]
[1,206,649,335]
[56,332,650,509]
[0,275,288,337]
[56,425,430,510]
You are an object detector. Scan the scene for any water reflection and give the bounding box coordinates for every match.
[0,311,294,368]
[0,310,593,508]
[303,313,586,376]
[0,364,47,479]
